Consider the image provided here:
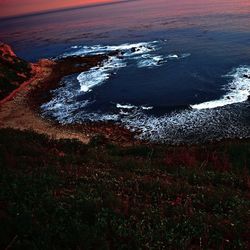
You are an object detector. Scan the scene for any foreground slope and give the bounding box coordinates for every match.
[0,129,249,249]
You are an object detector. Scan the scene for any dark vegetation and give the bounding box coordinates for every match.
[0,44,32,99]
[0,128,249,249]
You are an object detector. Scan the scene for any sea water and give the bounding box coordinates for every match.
[1,0,250,143]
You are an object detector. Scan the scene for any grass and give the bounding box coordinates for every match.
[0,128,249,249]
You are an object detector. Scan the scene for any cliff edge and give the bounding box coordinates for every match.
[0,43,32,99]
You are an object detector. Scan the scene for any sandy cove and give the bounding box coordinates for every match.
[0,59,91,143]
[0,55,136,145]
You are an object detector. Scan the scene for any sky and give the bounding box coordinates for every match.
[0,0,116,18]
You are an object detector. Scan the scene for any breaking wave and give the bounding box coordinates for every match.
[41,41,250,143]
[191,66,250,110]
[63,40,191,92]
[119,105,250,143]
[66,41,160,56]
[77,57,126,92]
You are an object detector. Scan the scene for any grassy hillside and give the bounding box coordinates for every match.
[0,128,249,249]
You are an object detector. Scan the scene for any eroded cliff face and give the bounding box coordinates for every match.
[0,43,32,99]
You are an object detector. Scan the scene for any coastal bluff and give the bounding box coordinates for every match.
[0,43,32,100]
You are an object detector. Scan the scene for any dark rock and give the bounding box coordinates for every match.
[157,59,164,65]
[243,74,250,79]
[109,50,120,57]
[0,43,32,100]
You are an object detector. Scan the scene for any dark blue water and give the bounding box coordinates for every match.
[1,0,250,143]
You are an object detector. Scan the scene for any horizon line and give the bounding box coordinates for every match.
[0,0,138,21]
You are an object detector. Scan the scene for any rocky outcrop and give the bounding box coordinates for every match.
[0,43,32,100]
[0,43,17,58]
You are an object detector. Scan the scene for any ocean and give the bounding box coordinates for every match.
[1,0,250,143]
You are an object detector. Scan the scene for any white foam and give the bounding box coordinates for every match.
[78,67,109,92]
[137,55,164,68]
[64,41,159,57]
[191,66,250,110]
[119,103,250,143]
[116,103,153,110]
[167,54,179,59]
[65,42,191,84]
[74,41,170,92]
[116,103,135,109]
[41,40,202,143]
[119,110,130,115]
[136,52,190,69]
[142,106,153,110]
[41,72,250,143]
[180,53,191,58]
[65,41,167,71]
[166,53,191,60]
[41,83,91,124]
[77,56,126,92]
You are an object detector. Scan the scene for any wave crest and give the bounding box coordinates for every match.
[191,66,250,110]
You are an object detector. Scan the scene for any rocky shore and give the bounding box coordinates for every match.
[0,43,135,144]
[0,43,32,101]
[1,43,250,146]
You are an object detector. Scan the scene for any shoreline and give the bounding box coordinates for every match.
[0,54,137,145]
[0,48,249,146]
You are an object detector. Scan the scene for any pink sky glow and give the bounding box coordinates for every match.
[0,0,116,17]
